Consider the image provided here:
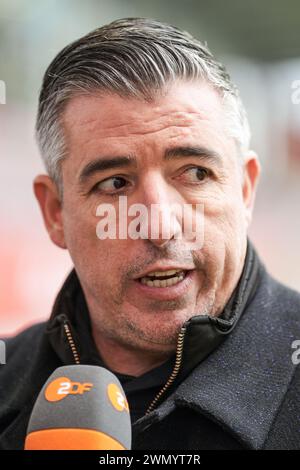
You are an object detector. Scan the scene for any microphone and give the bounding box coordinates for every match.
[24,365,131,450]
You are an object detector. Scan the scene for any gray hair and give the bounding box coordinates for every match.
[36,17,251,195]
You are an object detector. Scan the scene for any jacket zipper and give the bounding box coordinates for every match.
[145,323,187,415]
[63,318,187,415]
[63,321,81,365]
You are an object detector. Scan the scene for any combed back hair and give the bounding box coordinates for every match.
[36,17,251,196]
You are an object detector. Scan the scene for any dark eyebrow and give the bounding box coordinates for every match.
[79,155,137,184]
[79,145,223,185]
[164,145,223,168]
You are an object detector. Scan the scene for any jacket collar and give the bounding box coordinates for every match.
[173,237,262,386]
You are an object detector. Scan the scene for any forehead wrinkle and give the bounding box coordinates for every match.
[64,97,214,140]
[97,115,211,141]
[63,79,224,133]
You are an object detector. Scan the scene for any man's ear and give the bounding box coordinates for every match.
[242,151,261,227]
[33,175,67,249]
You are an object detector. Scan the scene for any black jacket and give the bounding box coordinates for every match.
[0,240,300,450]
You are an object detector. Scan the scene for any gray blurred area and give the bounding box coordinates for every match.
[0,0,299,335]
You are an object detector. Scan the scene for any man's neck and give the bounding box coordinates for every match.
[92,329,173,377]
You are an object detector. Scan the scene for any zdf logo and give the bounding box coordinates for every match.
[45,377,93,402]
[107,383,129,413]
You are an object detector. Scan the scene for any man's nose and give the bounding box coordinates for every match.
[136,173,183,248]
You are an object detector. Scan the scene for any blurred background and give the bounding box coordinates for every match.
[1,0,300,336]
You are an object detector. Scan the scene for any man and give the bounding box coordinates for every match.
[0,18,299,450]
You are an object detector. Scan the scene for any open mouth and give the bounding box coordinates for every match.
[138,269,188,288]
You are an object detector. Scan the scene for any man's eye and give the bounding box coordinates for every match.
[93,176,128,193]
[180,167,210,183]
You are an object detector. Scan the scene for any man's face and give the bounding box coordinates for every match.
[36,80,260,355]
